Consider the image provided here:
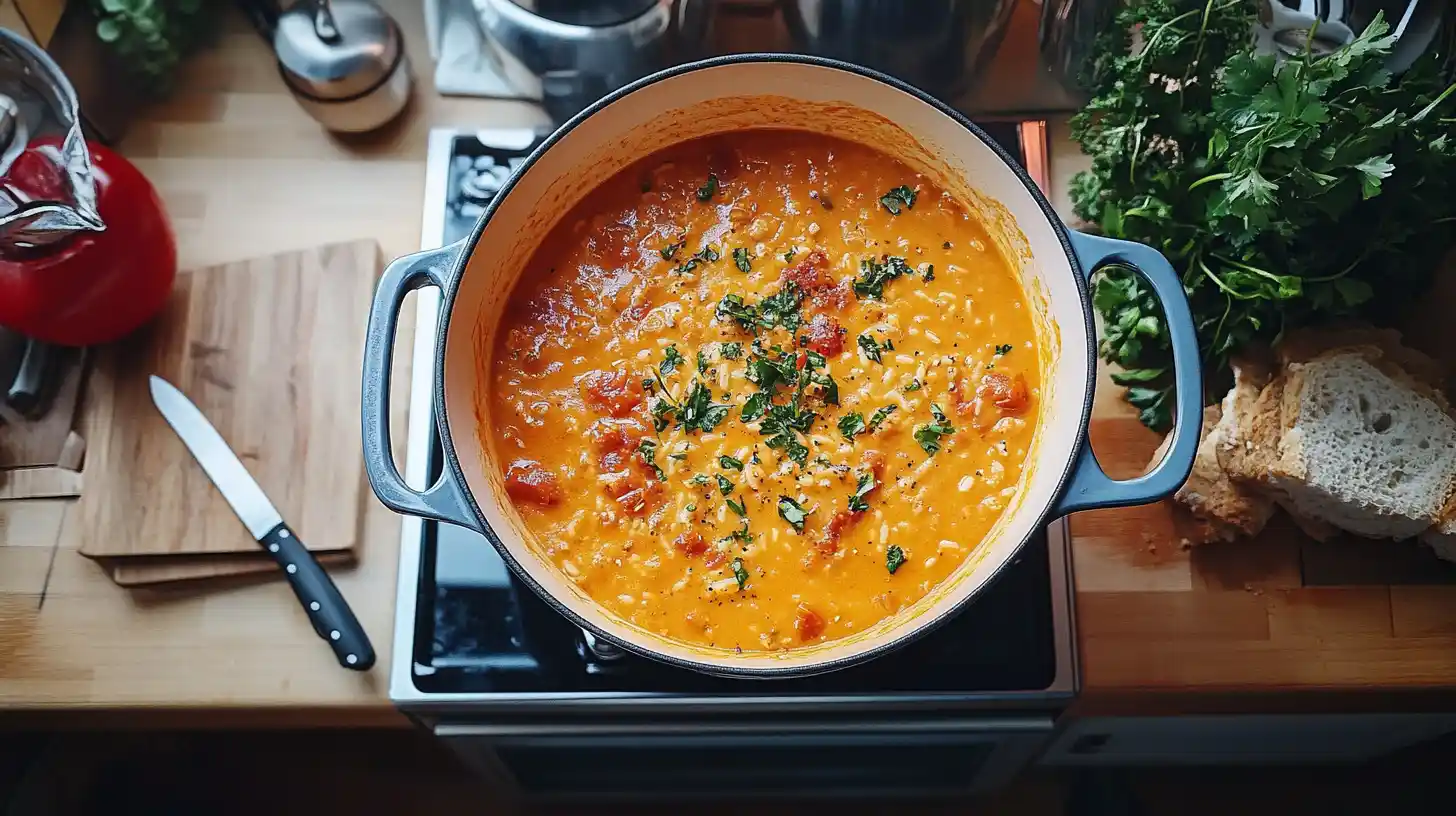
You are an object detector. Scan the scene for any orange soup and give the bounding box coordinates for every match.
[488,131,1039,653]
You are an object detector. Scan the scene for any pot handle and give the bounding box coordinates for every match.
[361,242,478,529]
[1051,231,1202,515]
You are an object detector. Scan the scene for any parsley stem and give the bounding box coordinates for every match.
[1188,172,1232,191]
[1197,258,1257,301]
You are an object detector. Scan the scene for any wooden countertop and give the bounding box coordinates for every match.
[2,2,1454,722]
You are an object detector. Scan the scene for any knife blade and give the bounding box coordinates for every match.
[149,375,375,671]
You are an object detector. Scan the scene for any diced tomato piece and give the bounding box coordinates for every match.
[781,249,831,292]
[795,605,826,641]
[505,459,561,506]
[599,467,646,500]
[615,484,659,516]
[674,531,708,557]
[580,369,644,417]
[801,313,845,357]
[809,282,850,312]
[587,417,649,454]
[815,508,858,554]
[599,449,629,473]
[978,371,1030,414]
[704,549,728,569]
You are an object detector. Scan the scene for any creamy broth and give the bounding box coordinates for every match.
[488,130,1039,653]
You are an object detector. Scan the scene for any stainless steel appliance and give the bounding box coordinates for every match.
[780,0,1017,101]
[389,124,1077,799]
[424,0,1083,116]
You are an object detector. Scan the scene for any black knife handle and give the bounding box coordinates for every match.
[260,523,375,671]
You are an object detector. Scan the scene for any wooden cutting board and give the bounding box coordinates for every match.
[78,240,381,571]
[107,550,357,587]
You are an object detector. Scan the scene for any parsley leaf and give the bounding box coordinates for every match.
[729,522,753,544]
[636,439,665,480]
[674,245,720,275]
[727,496,747,517]
[660,345,684,374]
[879,185,917,215]
[741,392,771,422]
[688,474,710,486]
[660,238,685,261]
[838,412,866,441]
[715,474,734,496]
[679,381,731,433]
[732,247,752,273]
[777,496,811,532]
[696,173,718,202]
[848,471,876,513]
[697,349,709,375]
[721,342,743,360]
[731,557,749,590]
[904,379,922,392]
[867,405,897,431]
[852,256,911,300]
[858,333,884,363]
[720,455,744,471]
[886,544,906,574]
[913,404,954,455]
[994,343,1013,356]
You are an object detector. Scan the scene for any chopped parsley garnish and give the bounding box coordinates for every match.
[867,405,898,431]
[716,283,802,334]
[848,472,877,513]
[679,381,731,433]
[667,453,687,461]
[783,248,796,263]
[696,173,718,202]
[852,256,912,300]
[649,398,676,432]
[674,245,720,275]
[721,342,743,360]
[904,379,922,392]
[813,371,840,405]
[660,238,685,261]
[686,503,696,512]
[636,439,665,480]
[777,496,811,532]
[732,247,752,273]
[879,185,917,215]
[942,241,952,249]
[729,522,753,544]
[697,349,709,375]
[726,496,747,517]
[886,544,906,574]
[838,412,866,441]
[922,265,936,282]
[858,333,895,363]
[914,403,954,456]
[720,455,744,471]
[660,344,684,374]
[741,392,771,421]
[715,474,734,496]
[731,557,749,590]
[688,474,710,486]
[995,343,1013,356]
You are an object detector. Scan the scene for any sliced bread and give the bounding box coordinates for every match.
[1173,403,1275,541]
[1267,349,1456,540]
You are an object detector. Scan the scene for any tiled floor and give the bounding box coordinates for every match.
[2,728,1453,814]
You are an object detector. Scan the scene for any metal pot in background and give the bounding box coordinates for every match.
[475,0,717,122]
[242,0,414,134]
[780,0,1017,102]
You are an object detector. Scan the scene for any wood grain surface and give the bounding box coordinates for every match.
[107,550,356,587]
[0,1,1454,719]
[77,241,380,561]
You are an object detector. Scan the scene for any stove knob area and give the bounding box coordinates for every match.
[580,629,626,662]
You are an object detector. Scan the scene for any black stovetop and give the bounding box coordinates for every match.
[404,121,1072,702]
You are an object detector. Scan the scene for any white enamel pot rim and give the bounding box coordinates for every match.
[361,54,1204,679]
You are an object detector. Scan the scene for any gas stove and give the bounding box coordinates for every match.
[390,124,1077,799]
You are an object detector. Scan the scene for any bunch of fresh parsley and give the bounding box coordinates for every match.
[1071,2,1456,429]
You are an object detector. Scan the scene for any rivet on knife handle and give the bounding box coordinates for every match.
[261,522,375,671]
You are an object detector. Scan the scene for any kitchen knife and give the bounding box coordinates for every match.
[148,375,375,671]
